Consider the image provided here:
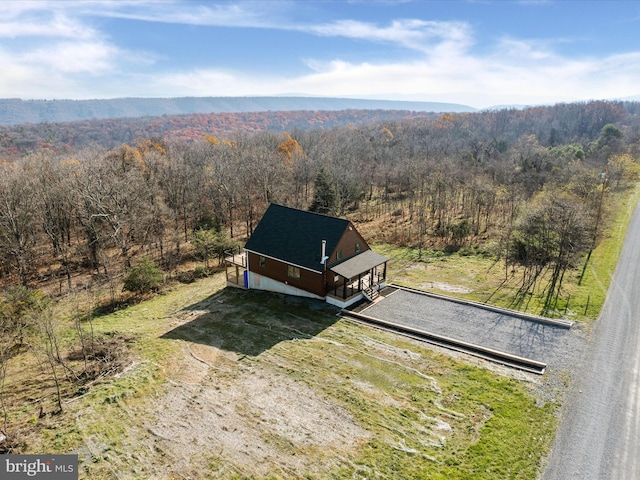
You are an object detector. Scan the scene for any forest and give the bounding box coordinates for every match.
[0,109,436,158]
[0,100,639,310]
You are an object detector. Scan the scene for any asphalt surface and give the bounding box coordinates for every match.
[543,201,640,480]
[361,288,582,368]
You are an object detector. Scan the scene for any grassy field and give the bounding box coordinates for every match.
[6,274,556,479]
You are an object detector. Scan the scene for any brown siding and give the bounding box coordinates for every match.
[325,223,370,291]
[329,222,370,266]
[247,251,326,297]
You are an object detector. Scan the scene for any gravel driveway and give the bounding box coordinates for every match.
[361,288,588,369]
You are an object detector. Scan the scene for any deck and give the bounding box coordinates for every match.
[225,250,247,288]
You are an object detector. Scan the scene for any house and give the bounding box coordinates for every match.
[225,203,388,308]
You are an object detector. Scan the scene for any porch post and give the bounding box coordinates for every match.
[342,278,347,299]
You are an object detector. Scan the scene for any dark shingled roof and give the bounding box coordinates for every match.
[244,204,350,273]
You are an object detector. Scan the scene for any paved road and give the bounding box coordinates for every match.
[543,201,640,480]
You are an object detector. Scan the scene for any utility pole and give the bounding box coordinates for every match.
[593,168,608,244]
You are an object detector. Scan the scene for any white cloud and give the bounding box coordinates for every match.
[0,13,96,39]
[0,47,84,99]
[69,0,286,28]
[94,2,474,56]
[0,3,99,39]
[494,36,558,61]
[22,41,120,74]
[153,69,243,96]
[63,1,472,56]
[152,41,639,108]
[307,19,472,55]
[0,2,154,97]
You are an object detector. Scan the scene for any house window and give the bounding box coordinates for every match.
[259,256,266,268]
[287,265,301,280]
[355,242,361,253]
[336,249,343,261]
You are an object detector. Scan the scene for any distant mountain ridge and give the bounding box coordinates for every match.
[0,96,476,126]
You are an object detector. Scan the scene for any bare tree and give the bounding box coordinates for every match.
[0,162,39,286]
[72,146,158,272]
[30,155,76,291]
[33,305,64,413]
[506,190,592,312]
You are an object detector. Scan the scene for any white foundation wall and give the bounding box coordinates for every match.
[248,272,325,301]
[325,293,365,309]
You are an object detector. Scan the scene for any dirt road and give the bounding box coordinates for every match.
[543,200,640,480]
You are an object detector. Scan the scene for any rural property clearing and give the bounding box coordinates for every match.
[21,275,557,479]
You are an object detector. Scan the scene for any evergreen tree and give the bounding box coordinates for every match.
[309,167,337,215]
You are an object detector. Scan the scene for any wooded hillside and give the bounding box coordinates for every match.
[0,96,474,126]
[0,100,639,314]
[0,109,436,158]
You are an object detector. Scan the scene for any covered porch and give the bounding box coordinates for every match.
[327,250,388,307]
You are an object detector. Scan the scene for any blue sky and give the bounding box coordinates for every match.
[1,0,639,108]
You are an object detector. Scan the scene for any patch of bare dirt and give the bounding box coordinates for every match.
[404,264,473,294]
[419,282,472,294]
[143,344,369,478]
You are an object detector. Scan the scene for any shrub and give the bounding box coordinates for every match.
[123,258,164,294]
[193,265,210,278]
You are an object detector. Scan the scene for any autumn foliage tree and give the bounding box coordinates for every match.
[277,132,304,167]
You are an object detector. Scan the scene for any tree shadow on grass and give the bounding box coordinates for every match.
[160,287,341,357]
